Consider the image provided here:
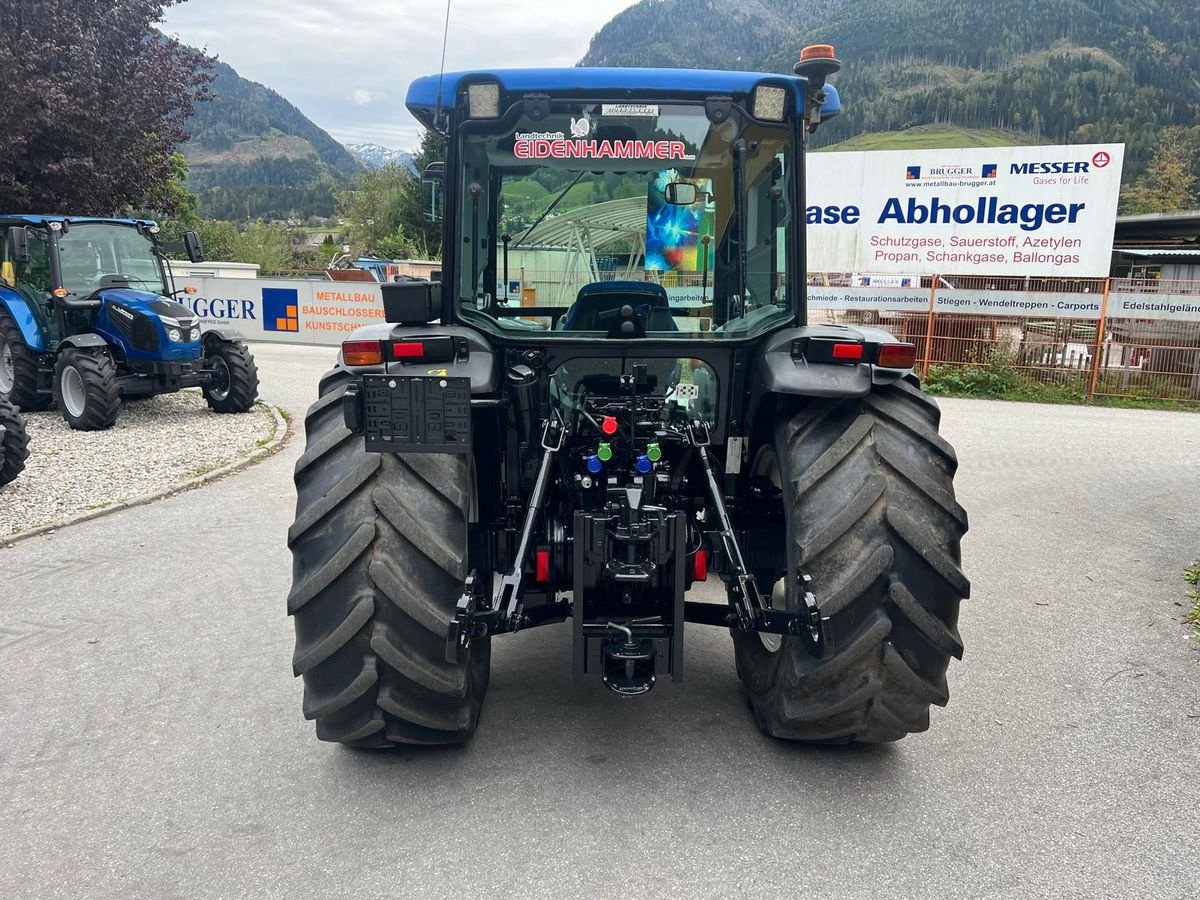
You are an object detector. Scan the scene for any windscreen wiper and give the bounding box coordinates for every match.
[512,171,586,250]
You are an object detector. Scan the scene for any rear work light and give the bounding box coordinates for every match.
[753,84,789,121]
[467,82,501,118]
[877,343,918,369]
[342,340,383,366]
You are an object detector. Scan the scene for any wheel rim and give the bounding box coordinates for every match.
[209,355,231,402]
[752,446,787,653]
[0,335,13,394]
[61,365,87,418]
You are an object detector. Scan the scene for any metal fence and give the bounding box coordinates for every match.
[809,274,1200,403]
[503,268,1200,403]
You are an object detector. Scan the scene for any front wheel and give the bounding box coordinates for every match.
[54,349,120,431]
[733,377,970,743]
[0,398,29,486]
[203,340,259,413]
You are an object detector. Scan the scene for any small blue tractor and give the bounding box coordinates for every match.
[0,394,28,486]
[0,216,259,430]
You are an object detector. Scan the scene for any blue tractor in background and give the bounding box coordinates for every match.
[0,216,259,430]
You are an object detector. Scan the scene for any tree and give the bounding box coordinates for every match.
[0,1,212,214]
[1120,128,1199,215]
[334,128,446,261]
[141,152,201,223]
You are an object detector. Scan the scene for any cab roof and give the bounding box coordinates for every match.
[405,67,809,130]
[0,215,157,229]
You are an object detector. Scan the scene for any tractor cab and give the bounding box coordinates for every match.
[410,67,841,342]
[0,216,258,430]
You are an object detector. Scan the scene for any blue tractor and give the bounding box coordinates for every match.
[286,48,970,747]
[0,216,259,430]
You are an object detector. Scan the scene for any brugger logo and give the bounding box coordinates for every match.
[263,287,300,333]
[906,163,996,182]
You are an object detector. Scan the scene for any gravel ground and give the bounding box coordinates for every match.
[0,391,276,537]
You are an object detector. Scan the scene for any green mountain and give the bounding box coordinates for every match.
[580,0,1200,180]
[183,61,361,220]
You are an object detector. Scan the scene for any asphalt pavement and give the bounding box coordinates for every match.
[2,342,1198,900]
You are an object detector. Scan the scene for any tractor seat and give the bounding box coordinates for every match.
[560,282,678,334]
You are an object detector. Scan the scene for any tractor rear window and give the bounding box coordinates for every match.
[456,103,797,339]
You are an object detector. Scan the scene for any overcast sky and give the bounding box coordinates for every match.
[161,0,639,151]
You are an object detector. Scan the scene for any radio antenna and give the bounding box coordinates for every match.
[433,0,453,129]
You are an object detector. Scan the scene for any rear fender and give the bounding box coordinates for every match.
[749,324,912,425]
[340,323,496,394]
[0,289,46,352]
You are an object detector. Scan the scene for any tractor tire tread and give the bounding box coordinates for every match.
[0,309,51,410]
[288,367,487,748]
[734,380,968,744]
[204,341,260,413]
[54,349,120,431]
[0,400,30,486]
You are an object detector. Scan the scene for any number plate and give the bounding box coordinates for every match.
[362,375,471,454]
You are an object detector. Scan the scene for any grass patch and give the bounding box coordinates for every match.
[1186,561,1200,636]
[818,125,1039,152]
[924,351,1199,411]
[86,500,115,512]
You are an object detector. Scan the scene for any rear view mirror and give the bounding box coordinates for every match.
[664,182,699,206]
[422,169,445,224]
[184,231,205,264]
[7,227,29,264]
[421,179,444,223]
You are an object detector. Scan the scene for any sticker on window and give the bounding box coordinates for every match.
[513,130,693,161]
[602,103,660,117]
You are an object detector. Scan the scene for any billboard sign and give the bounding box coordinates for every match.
[807,144,1125,277]
[180,277,386,345]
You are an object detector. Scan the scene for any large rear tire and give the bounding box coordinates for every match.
[0,398,29,486]
[54,348,120,431]
[733,376,969,743]
[287,368,489,747]
[0,307,51,411]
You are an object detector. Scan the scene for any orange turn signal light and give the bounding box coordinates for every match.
[877,343,918,369]
[184,285,198,295]
[342,339,383,366]
[800,44,837,61]
[52,287,69,298]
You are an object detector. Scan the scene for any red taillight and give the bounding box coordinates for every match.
[877,343,918,369]
[392,341,425,359]
[692,549,708,582]
[832,342,864,361]
[535,548,551,583]
[342,340,383,366]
